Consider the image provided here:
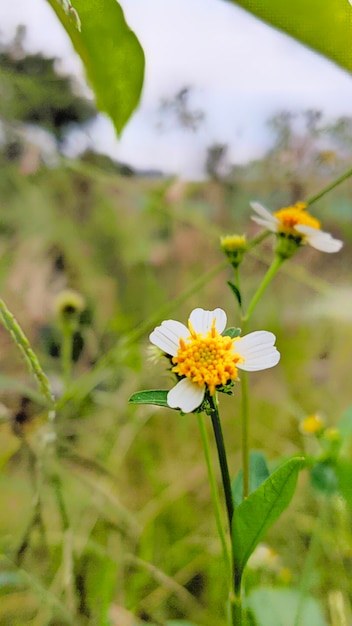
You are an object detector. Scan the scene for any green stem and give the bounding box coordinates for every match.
[240,372,250,500]
[208,395,234,531]
[229,591,243,626]
[197,413,231,581]
[242,255,284,328]
[61,325,73,389]
[306,165,352,207]
[0,299,55,408]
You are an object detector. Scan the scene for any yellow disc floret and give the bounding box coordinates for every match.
[274,202,320,236]
[172,320,242,395]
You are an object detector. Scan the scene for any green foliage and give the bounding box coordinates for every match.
[222,327,241,338]
[232,451,270,507]
[232,458,304,588]
[129,390,170,408]
[229,0,352,75]
[46,0,145,135]
[310,461,339,496]
[247,588,327,626]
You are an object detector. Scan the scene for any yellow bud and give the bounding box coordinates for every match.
[300,413,324,436]
[220,234,247,267]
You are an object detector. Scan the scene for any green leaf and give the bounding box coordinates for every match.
[223,327,242,339]
[232,457,304,585]
[227,281,242,307]
[232,451,270,507]
[229,0,352,75]
[336,461,352,508]
[46,0,145,135]
[247,588,327,626]
[129,390,170,408]
[310,461,339,496]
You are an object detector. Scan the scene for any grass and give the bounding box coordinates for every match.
[0,150,351,625]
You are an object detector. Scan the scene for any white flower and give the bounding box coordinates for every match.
[149,308,280,413]
[251,201,343,253]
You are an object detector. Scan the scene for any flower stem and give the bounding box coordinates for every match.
[208,395,234,531]
[306,165,352,207]
[242,255,284,328]
[240,372,250,499]
[197,413,231,581]
[61,325,73,389]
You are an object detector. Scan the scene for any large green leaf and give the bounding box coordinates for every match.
[46,0,145,135]
[229,0,352,74]
[232,457,304,589]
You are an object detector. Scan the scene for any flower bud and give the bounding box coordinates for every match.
[53,289,85,325]
[220,234,247,268]
[300,413,324,436]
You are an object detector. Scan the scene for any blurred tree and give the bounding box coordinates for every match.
[205,142,229,181]
[157,86,205,132]
[0,26,96,143]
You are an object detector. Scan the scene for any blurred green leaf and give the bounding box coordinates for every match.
[229,0,352,74]
[129,390,170,407]
[232,451,270,507]
[247,588,327,626]
[0,571,26,593]
[310,461,339,496]
[223,326,242,338]
[232,457,304,586]
[46,0,145,135]
[336,460,352,508]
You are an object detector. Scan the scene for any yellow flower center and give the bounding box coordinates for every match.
[273,202,320,236]
[172,320,242,395]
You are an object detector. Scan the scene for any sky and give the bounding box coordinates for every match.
[2,0,352,178]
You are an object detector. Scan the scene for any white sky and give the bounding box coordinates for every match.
[2,0,352,178]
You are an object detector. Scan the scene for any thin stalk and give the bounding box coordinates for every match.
[61,326,73,389]
[306,165,352,207]
[208,395,234,531]
[197,413,231,581]
[0,299,55,408]
[242,255,284,328]
[229,591,243,626]
[240,372,250,500]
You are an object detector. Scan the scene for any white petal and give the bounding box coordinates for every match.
[295,225,343,253]
[251,216,278,233]
[235,331,280,371]
[167,378,205,413]
[189,307,227,334]
[149,320,188,356]
[250,202,279,230]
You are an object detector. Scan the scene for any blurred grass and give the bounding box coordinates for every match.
[0,143,351,625]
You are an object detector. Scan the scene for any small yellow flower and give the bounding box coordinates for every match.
[251,201,343,254]
[300,413,325,435]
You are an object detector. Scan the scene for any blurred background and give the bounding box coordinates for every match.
[0,1,351,624]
